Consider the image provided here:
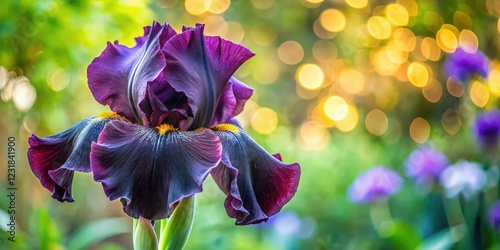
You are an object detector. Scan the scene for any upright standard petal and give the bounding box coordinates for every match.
[211,77,253,126]
[91,120,222,220]
[210,122,300,225]
[88,21,176,124]
[163,24,254,128]
[27,112,124,202]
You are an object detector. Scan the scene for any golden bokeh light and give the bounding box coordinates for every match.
[441,108,461,135]
[323,95,348,121]
[345,0,368,9]
[251,24,277,46]
[446,77,465,97]
[421,37,441,61]
[453,11,472,30]
[297,121,330,151]
[335,104,359,132]
[251,107,278,134]
[339,68,365,94]
[470,80,489,108]
[370,47,400,76]
[218,22,245,44]
[296,64,324,90]
[409,117,430,144]
[459,29,479,53]
[422,80,443,103]
[367,16,392,40]
[393,28,416,52]
[278,41,304,65]
[488,67,500,96]
[253,59,279,84]
[235,100,259,128]
[423,11,444,33]
[300,121,329,146]
[185,0,208,15]
[407,62,430,87]
[365,109,388,136]
[385,44,408,65]
[319,9,347,33]
[436,26,459,53]
[48,69,70,92]
[207,0,230,14]
[385,3,409,26]
[312,40,338,62]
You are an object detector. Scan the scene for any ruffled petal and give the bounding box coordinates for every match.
[88,21,176,123]
[210,121,300,225]
[162,24,254,128]
[90,120,222,220]
[27,113,123,202]
[138,84,192,129]
[211,77,253,126]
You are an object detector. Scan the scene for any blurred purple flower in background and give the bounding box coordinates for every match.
[348,166,403,203]
[444,47,489,83]
[439,161,486,200]
[405,144,449,186]
[488,200,500,230]
[473,109,500,153]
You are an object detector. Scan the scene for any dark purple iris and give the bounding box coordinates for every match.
[27,22,300,225]
[488,200,500,230]
[404,144,449,186]
[473,109,500,153]
[347,166,402,203]
[444,47,489,83]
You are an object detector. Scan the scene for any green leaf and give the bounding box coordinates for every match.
[67,217,131,250]
[417,225,466,250]
[158,195,195,250]
[133,217,158,250]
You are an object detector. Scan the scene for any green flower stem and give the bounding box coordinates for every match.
[158,195,196,250]
[369,202,393,237]
[442,195,467,242]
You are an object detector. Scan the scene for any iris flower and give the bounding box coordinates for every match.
[473,109,500,154]
[488,200,500,230]
[444,47,489,83]
[439,161,486,201]
[28,22,300,225]
[347,166,402,203]
[404,144,449,186]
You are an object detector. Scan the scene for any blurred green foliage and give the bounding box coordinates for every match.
[1,0,500,249]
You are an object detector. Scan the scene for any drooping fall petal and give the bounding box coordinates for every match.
[27,112,124,202]
[90,120,222,220]
[163,24,254,129]
[210,121,300,225]
[88,21,176,124]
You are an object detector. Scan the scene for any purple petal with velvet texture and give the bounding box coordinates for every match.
[90,120,222,220]
[138,84,192,129]
[88,21,176,124]
[211,77,253,126]
[27,116,118,202]
[210,121,300,225]
[162,24,254,128]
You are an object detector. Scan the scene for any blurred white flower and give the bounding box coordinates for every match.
[440,161,487,200]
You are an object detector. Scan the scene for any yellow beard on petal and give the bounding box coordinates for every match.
[156,124,177,134]
[211,124,239,133]
[98,111,124,120]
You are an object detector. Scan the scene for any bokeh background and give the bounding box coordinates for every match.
[1,0,500,249]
